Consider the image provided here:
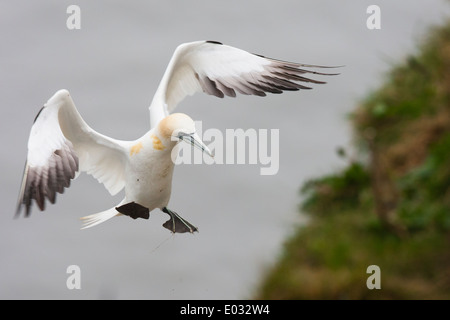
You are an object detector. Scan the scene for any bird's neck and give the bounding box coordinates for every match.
[147,129,177,153]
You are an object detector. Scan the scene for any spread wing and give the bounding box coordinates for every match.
[16,89,128,217]
[149,40,337,128]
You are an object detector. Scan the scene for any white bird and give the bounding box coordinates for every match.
[15,40,336,233]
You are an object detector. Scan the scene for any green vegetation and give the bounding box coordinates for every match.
[256,21,450,299]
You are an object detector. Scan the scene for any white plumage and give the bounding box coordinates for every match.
[16,40,335,233]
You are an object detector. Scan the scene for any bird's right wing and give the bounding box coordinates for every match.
[16,90,128,217]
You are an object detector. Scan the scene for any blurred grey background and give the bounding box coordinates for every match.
[1,0,449,299]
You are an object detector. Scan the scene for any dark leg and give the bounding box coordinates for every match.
[162,207,198,234]
[116,202,150,220]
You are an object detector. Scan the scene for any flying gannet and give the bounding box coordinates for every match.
[15,40,337,233]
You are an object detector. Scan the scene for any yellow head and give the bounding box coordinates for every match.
[156,113,212,156]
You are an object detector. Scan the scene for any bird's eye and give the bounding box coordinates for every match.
[177,132,194,140]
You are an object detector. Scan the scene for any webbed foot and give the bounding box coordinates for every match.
[162,207,198,234]
[116,202,150,220]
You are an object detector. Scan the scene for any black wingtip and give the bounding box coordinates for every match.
[14,198,31,219]
[14,205,22,219]
[15,160,29,219]
[14,201,32,219]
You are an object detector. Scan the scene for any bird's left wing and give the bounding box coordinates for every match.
[149,40,337,127]
[16,90,128,217]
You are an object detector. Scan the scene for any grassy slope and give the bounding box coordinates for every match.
[256,21,450,299]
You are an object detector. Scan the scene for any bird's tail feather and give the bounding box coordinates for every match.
[80,199,125,229]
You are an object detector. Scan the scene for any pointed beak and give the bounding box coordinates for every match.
[181,132,213,158]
